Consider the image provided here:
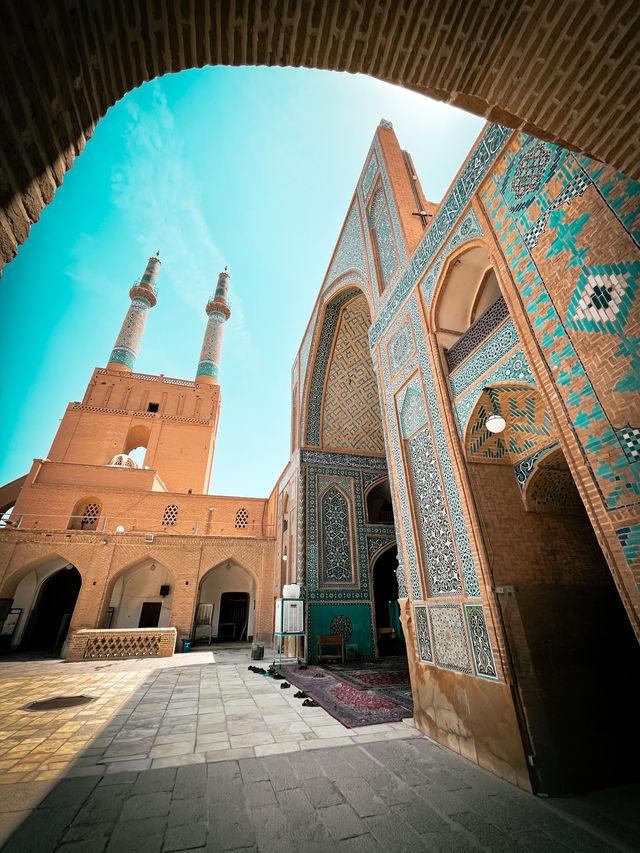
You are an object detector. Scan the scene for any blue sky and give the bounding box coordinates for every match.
[0,67,483,498]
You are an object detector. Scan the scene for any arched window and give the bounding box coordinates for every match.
[365,479,394,525]
[68,498,102,531]
[235,508,248,529]
[162,505,178,526]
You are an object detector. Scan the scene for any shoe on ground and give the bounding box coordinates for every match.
[280,682,290,689]
[293,691,307,699]
[302,698,319,707]
[312,673,324,678]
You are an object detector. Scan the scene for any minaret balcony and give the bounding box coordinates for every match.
[205,298,231,320]
[129,283,158,307]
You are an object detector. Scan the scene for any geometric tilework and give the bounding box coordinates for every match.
[616,426,640,463]
[389,320,415,375]
[321,294,385,453]
[513,441,559,491]
[363,156,378,198]
[305,287,362,446]
[413,605,433,664]
[377,325,422,601]
[406,297,481,598]
[428,604,472,675]
[449,320,521,399]
[398,377,428,439]
[407,426,463,597]
[420,209,486,310]
[466,386,554,462]
[445,296,510,372]
[566,261,639,335]
[464,604,498,679]
[616,524,640,578]
[109,296,152,369]
[326,202,369,285]
[482,133,640,509]
[366,535,397,565]
[453,349,536,437]
[320,487,354,585]
[369,187,398,289]
[368,123,511,346]
[577,155,640,247]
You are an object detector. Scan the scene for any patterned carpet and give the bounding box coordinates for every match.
[280,661,413,727]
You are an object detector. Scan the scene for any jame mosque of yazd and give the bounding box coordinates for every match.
[2,110,640,797]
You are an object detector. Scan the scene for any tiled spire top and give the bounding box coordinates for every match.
[212,267,230,303]
[139,252,161,290]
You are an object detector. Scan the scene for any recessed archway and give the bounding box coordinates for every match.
[2,2,639,272]
[195,560,257,643]
[16,562,82,655]
[106,558,175,629]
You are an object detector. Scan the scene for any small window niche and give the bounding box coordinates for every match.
[147,402,159,413]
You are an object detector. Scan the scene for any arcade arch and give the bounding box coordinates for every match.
[195,560,257,643]
[105,558,175,629]
[5,556,81,653]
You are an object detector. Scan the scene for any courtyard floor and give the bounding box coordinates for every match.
[0,645,637,851]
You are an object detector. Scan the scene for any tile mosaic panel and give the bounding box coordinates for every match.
[420,209,486,308]
[449,320,521,398]
[407,426,463,597]
[325,202,369,285]
[320,486,356,586]
[616,524,640,578]
[577,155,640,246]
[482,133,640,509]
[369,123,511,346]
[366,535,397,564]
[362,471,387,493]
[397,377,428,439]
[514,442,559,491]
[616,426,640,463]
[406,297,481,598]
[413,605,433,664]
[369,187,399,288]
[467,387,554,462]
[464,604,498,679]
[428,604,472,675]
[388,320,415,375]
[363,155,378,198]
[305,463,372,602]
[377,332,421,600]
[109,296,152,369]
[453,350,536,437]
[305,287,362,446]
[320,294,385,453]
[301,450,387,471]
[446,296,510,371]
[372,131,407,272]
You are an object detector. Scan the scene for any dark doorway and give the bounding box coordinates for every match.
[366,479,394,524]
[372,546,405,657]
[138,601,162,628]
[218,592,250,641]
[469,449,640,794]
[22,566,81,655]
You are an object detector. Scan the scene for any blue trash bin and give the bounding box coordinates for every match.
[182,638,191,653]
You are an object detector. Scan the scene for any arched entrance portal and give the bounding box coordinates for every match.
[21,566,81,655]
[371,545,405,657]
[464,393,640,794]
[195,561,256,644]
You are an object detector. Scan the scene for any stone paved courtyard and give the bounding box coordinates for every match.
[0,646,637,851]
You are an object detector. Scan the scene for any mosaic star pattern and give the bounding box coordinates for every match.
[428,604,472,675]
[109,296,152,369]
[413,605,433,664]
[388,321,415,375]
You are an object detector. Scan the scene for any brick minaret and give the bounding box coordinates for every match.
[196,267,231,384]
[107,253,160,372]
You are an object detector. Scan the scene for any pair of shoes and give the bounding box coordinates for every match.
[250,666,266,674]
[312,673,324,679]
[302,698,319,707]
[272,673,284,680]
[280,682,290,689]
[293,691,307,699]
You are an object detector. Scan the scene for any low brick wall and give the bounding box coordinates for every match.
[66,628,177,661]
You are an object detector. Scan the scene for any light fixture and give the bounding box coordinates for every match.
[282,553,288,562]
[485,413,506,434]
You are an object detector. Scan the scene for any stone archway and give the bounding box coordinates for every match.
[2,1,640,271]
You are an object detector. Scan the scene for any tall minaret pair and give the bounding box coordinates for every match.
[106,254,231,383]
